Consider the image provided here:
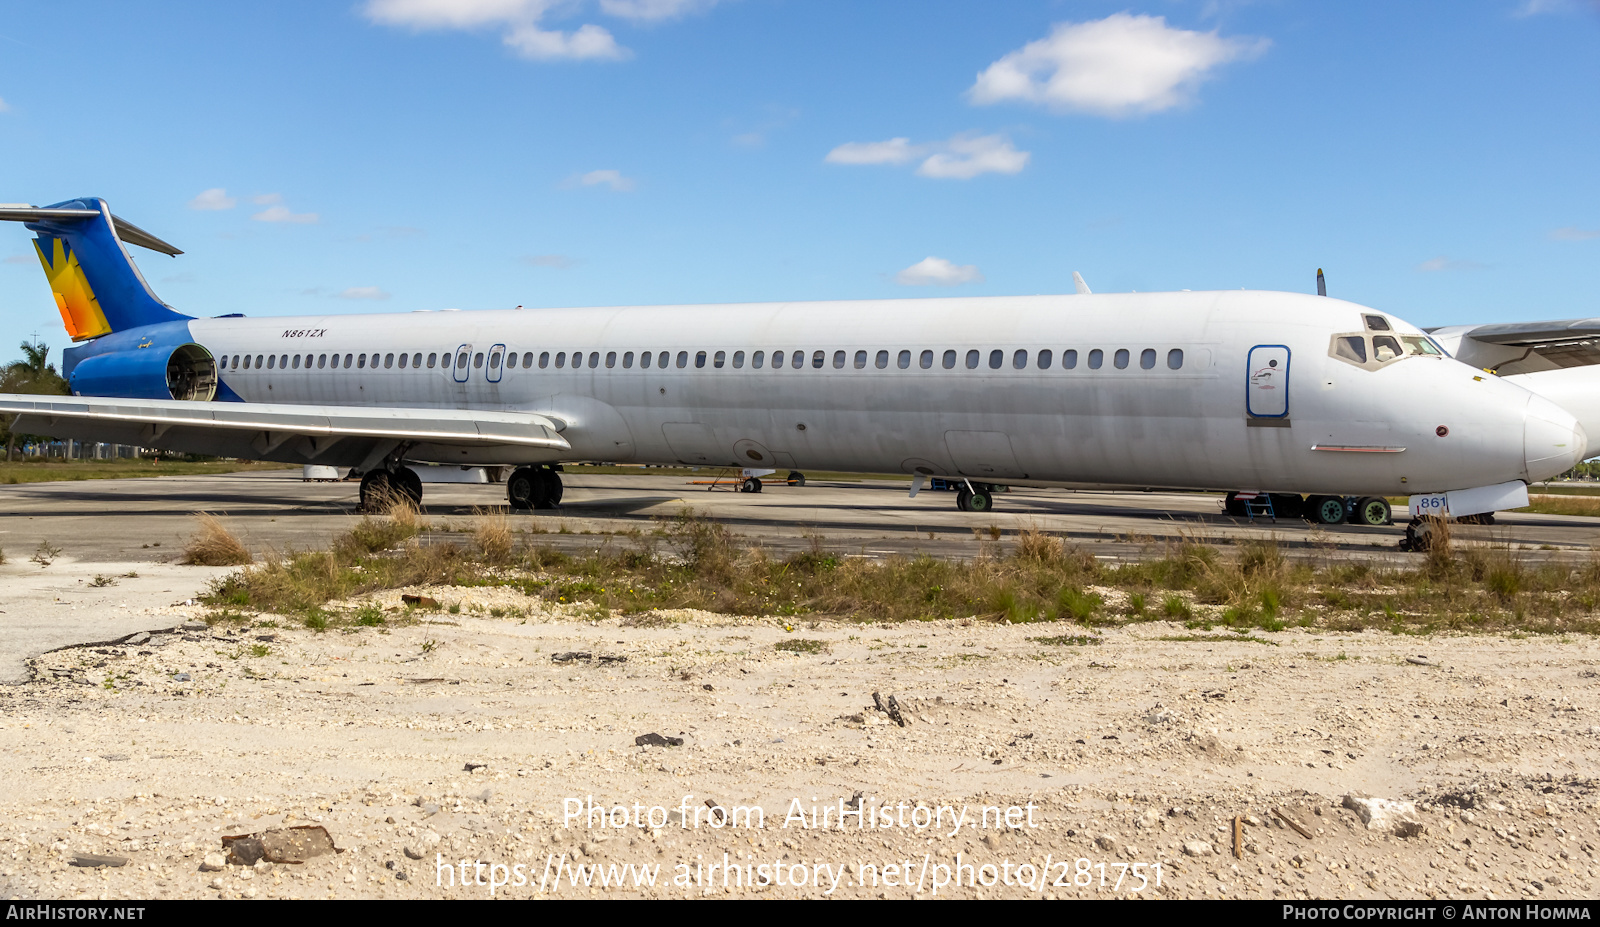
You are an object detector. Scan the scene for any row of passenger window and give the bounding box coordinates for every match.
[218,346,1187,374]
[540,347,1187,371]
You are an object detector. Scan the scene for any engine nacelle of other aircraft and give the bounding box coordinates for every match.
[63,321,217,401]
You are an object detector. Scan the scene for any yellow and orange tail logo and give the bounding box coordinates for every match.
[34,236,111,341]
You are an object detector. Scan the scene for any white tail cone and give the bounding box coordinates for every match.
[1524,394,1588,482]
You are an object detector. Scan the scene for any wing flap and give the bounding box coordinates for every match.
[0,394,571,450]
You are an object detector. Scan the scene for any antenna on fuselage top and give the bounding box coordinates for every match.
[1316,268,1327,297]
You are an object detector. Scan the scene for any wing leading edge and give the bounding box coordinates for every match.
[1430,319,1600,375]
[0,395,571,470]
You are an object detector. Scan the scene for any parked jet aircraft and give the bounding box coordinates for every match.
[0,198,1586,541]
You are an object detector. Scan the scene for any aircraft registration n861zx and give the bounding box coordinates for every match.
[0,197,1586,534]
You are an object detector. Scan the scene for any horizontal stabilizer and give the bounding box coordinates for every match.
[0,394,571,452]
[0,205,182,255]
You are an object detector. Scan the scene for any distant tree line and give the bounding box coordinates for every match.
[2,340,70,461]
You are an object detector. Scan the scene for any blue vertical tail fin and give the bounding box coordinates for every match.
[0,197,189,340]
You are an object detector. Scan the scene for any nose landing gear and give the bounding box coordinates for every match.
[955,483,997,512]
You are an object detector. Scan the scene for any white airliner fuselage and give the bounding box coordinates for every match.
[170,290,1581,499]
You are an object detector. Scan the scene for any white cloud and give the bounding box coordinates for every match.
[895,257,985,287]
[504,22,627,59]
[1551,226,1600,241]
[187,188,237,211]
[0,97,10,114]
[916,134,1029,179]
[1416,256,1485,272]
[523,254,578,268]
[337,286,391,300]
[826,133,1028,179]
[599,0,719,22]
[365,0,629,62]
[252,202,320,224]
[969,13,1269,117]
[1512,0,1599,16]
[826,137,921,166]
[565,169,636,191]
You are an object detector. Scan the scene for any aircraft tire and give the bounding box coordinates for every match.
[507,467,537,511]
[956,489,972,512]
[396,467,423,508]
[359,470,394,513]
[742,478,761,494]
[1309,495,1347,525]
[1223,492,1247,517]
[967,489,994,513]
[787,471,806,487]
[1352,496,1391,527]
[535,468,563,509]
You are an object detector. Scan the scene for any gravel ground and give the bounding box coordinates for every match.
[1,581,1597,900]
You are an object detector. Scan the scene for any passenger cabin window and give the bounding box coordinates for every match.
[658,351,669,368]
[1038,349,1052,369]
[772,350,785,369]
[696,351,707,369]
[943,350,957,369]
[1114,349,1129,369]
[920,350,933,369]
[624,351,634,369]
[898,350,911,369]
[1088,349,1103,369]
[539,352,549,369]
[988,350,1002,370]
[855,350,867,369]
[1140,348,1156,369]
[1167,348,1184,369]
[1012,349,1027,370]
[833,350,846,369]
[677,351,689,368]
[966,349,979,369]
[344,354,354,368]
[555,352,566,369]
[752,351,764,369]
[876,350,889,369]
[811,350,824,369]
[793,352,805,369]
[606,351,617,368]
[714,350,725,368]
[732,351,744,368]
[522,352,533,368]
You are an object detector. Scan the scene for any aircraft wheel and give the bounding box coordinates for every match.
[956,489,972,512]
[536,468,563,509]
[1351,496,1391,527]
[1309,495,1347,525]
[742,478,761,494]
[359,470,394,512]
[1403,517,1441,552]
[395,466,423,508]
[1223,491,1247,517]
[967,489,995,513]
[787,471,805,487]
[507,467,537,510]
[1270,493,1304,519]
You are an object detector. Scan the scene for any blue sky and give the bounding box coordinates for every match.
[1,0,1597,363]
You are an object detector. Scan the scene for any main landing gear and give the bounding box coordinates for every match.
[359,465,423,512]
[507,465,563,510]
[956,482,998,513]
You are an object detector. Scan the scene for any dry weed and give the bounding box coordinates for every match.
[182,513,253,566]
[474,507,515,563]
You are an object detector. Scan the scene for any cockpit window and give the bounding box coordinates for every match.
[1329,332,1443,370]
[1364,314,1392,332]
[1334,336,1367,364]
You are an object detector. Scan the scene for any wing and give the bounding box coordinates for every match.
[1430,319,1600,374]
[0,394,571,470]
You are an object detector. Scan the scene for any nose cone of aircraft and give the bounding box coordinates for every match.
[1525,394,1588,482]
